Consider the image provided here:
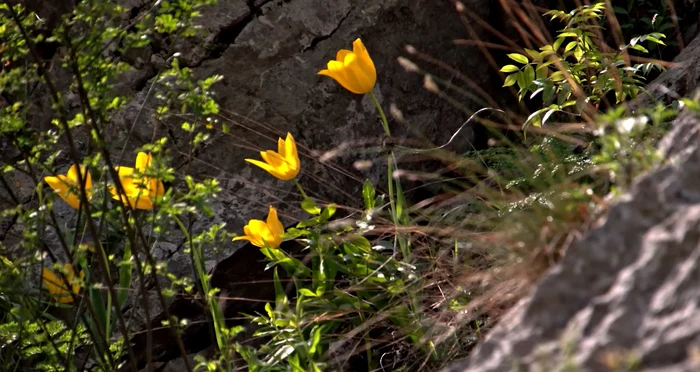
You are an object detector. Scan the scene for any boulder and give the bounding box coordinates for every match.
[443,107,700,371]
[3,0,507,265]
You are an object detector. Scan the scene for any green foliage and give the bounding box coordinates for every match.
[612,0,677,46]
[0,0,225,370]
[501,2,666,128]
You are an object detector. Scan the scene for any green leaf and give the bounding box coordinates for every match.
[542,109,556,125]
[564,41,577,53]
[530,87,544,99]
[273,267,287,306]
[309,326,322,354]
[524,48,542,61]
[288,354,304,372]
[536,65,548,80]
[553,37,565,51]
[362,180,375,210]
[525,108,545,127]
[613,6,628,14]
[312,255,327,296]
[298,288,317,297]
[301,198,321,215]
[549,71,566,82]
[516,72,527,90]
[543,84,555,102]
[561,100,577,108]
[558,32,578,38]
[646,36,666,46]
[321,204,336,221]
[629,44,649,53]
[503,74,518,87]
[117,245,132,309]
[500,64,520,73]
[507,53,529,64]
[523,65,535,89]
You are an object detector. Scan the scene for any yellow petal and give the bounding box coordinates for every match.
[244,220,269,248]
[324,60,356,92]
[83,168,93,192]
[67,165,80,182]
[133,195,154,210]
[335,49,352,62]
[266,206,284,243]
[232,235,252,242]
[353,39,377,92]
[135,152,152,172]
[246,158,277,174]
[150,178,165,197]
[260,150,285,168]
[284,133,299,171]
[117,166,135,178]
[44,175,70,195]
[67,165,93,197]
[277,137,286,158]
[44,174,81,209]
[343,53,373,94]
[317,68,333,77]
[41,267,74,303]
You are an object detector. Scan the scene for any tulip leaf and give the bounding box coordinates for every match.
[298,288,317,297]
[117,243,132,310]
[362,180,375,210]
[309,326,322,354]
[321,204,336,221]
[273,267,287,306]
[297,216,322,228]
[301,198,321,215]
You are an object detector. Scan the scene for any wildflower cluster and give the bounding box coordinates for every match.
[40,152,164,303]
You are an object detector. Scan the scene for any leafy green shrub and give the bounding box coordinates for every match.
[500,2,666,127]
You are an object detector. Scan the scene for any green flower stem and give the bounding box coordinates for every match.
[369,91,391,136]
[368,91,410,259]
[294,179,309,199]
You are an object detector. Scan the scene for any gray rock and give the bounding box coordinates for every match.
[443,109,700,371]
[6,0,503,274]
[102,0,502,273]
[637,32,700,106]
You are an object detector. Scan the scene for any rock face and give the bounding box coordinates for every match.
[443,111,700,371]
[638,33,700,106]
[2,0,506,269]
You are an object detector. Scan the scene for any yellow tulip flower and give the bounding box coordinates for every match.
[246,133,300,181]
[318,38,377,94]
[44,165,92,209]
[110,152,165,210]
[41,263,83,304]
[233,206,284,249]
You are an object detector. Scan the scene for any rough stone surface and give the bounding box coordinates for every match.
[638,32,700,106]
[3,0,505,298]
[443,109,700,371]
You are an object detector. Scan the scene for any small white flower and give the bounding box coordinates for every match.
[616,116,648,134]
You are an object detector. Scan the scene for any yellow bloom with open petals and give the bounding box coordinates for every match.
[110,152,165,210]
[44,165,92,209]
[41,264,83,304]
[318,38,377,94]
[246,133,300,181]
[233,206,284,249]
